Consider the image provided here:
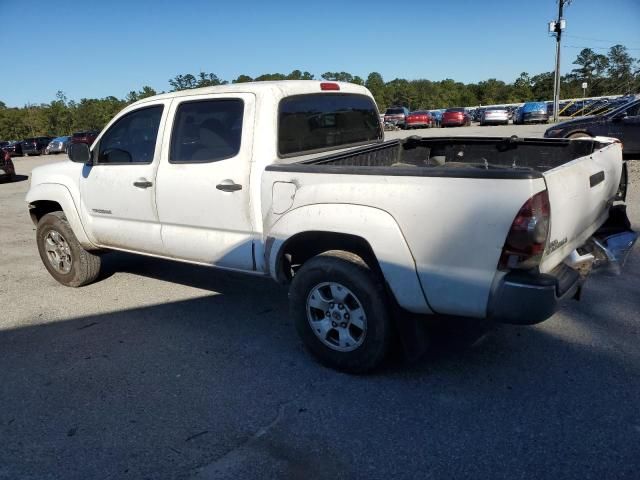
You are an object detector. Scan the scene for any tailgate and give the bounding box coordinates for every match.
[539,138,623,273]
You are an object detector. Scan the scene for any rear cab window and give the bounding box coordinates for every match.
[278,94,382,157]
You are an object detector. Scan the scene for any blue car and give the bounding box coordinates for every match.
[429,110,443,127]
[515,102,549,124]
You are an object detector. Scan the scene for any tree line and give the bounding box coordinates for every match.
[1,45,637,140]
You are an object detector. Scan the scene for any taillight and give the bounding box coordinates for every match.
[498,190,550,270]
[320,82,340,91]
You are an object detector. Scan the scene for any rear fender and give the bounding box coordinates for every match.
[266,203,432,314]
[26,183,96,249]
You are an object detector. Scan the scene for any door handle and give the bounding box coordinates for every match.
[133,178,153,188]
[216,180,243,192]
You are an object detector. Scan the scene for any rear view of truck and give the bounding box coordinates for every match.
[265,124,636,371]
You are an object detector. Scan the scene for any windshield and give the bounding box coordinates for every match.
[385,108,405,115]
[605,97,639,117]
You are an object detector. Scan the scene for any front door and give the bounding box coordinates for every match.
[80,102,169,253]
[155,93,256,271]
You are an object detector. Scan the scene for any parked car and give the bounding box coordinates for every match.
[3,141,23,157]
[513,106,524,125]
[544,96,640,155]
[71,131,99,146]
[383,107,409,129]
[473,108,485,122]
[519,102,549,124]
[1,148,16,182]
[480,107,509,126]
[405,110,433,129]
[441,108,471,127]
[21,137,53,156]
[45,136,71,155]
[26,80,636,373]
[429,110,443,127]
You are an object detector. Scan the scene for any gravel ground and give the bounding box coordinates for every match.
[1,126,639,480]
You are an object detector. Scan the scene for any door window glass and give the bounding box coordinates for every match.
[98,106,163,164]
[170,99,244,163]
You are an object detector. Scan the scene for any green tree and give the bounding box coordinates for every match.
[233,75,254,83]
[607,44,637,93]
[126,86,158,103]
[365,72,386,109]
[512,72,533,101]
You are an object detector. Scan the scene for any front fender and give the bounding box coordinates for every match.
[26,183,96,249]
[266,203,432,314]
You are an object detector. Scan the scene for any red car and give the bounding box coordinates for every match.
[71,131,99,146]
[405,110,433,129]
[441,108,471,127]
[1,149,16,182]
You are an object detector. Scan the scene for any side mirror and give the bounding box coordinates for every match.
[612,112,628,122]
[68,143,92,164]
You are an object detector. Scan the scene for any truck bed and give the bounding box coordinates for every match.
[266,136,600,179]
[263,134,623,318]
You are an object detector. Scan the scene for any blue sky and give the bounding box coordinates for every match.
[1,0,639,106]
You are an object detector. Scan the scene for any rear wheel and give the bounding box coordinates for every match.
[289,250,392,373]
[36,212,101,287]
[568,132,591,139]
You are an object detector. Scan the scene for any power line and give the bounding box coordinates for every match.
[563,34,640,47]
[565,45,640,50]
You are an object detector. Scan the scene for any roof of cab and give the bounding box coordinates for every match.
[130,80,373,107]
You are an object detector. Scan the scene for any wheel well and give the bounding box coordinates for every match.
[566,130,591,138]
[28,200,63,225]
[276,231,382,284]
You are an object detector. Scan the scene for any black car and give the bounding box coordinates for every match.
[3,141,23,156]
[21,137,53,156]
[544,97,640,156]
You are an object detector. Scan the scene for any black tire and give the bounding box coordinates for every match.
[289,250,392,373]
[36,211,101,287]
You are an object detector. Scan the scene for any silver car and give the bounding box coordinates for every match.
[45,136,71,154]
[480,107,509,126]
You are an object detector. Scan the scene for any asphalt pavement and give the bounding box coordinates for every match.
[1,125,639,480]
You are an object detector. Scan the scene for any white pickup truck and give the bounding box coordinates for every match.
[26,81,637,372]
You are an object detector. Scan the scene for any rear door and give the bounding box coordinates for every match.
[539,140,623,273]
[155,92,256,271]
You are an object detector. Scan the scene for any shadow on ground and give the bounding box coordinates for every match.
[1,252,639,479]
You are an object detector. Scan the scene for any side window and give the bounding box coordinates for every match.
[170,99,243,163]
[98,105,163,164]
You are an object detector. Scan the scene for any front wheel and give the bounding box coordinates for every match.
[36,212,101,287]
[289,250,392,373]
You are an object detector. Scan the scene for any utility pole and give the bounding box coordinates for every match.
[549,0,571,122]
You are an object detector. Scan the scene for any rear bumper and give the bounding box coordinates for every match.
[46,145,65,153]
[523,113,548,123]
[22,147,41,154]
[489,207,637,325]
[488,264,581,325]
